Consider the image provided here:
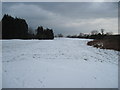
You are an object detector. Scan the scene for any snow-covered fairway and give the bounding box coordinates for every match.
[2,38,118,88]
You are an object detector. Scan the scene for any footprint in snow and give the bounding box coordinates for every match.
[84,58,88,61]
[38,79,43,84]
[4,70,7,72]
[33,56,35,58]
[21,54,24,56]
[38,78,46,88]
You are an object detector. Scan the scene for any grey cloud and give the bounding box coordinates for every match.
[36,2,118,19]
[2,2,118,35]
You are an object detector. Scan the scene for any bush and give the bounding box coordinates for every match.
[36,26,54,40]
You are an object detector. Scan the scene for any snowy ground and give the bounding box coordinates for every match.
[2,38,119,88]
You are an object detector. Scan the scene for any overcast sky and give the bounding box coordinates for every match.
[2,2,118,35]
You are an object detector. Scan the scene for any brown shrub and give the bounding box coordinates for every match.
[87,35,120,51]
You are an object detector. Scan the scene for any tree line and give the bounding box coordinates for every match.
[66,29,114,39]
[2,14,54,39]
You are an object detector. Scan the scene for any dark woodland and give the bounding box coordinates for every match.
[2,14,54,39]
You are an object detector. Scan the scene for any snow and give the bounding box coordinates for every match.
[2,38,118,88]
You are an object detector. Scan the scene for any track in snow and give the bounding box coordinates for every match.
[2,38,118,88]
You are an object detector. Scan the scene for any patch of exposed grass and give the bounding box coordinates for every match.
[87,35,120,51]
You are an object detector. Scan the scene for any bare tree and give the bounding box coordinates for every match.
[28,27,34,34]
[57,34,63,37]
[101,29,105,35]
[79,33,84,37]
[91,30,99,35]
[106,32,113,35]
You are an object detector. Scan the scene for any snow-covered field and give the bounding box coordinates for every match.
[2,38,118,88]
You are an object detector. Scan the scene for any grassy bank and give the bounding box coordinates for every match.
[87,35,120,51]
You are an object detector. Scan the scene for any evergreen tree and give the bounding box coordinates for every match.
[2,14,28,39]
[36,26,54,39]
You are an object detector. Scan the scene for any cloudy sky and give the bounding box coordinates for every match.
[2,2,118,35]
